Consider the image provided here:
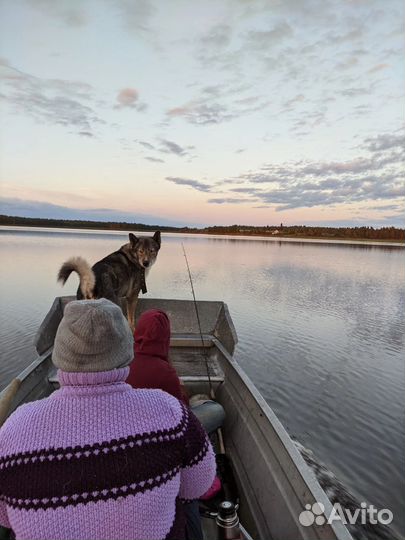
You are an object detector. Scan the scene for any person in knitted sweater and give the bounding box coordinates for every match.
[0,299,216,540]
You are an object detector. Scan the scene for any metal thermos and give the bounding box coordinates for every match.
[216,501,242,540]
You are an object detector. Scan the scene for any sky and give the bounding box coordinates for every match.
[0,0,404,228]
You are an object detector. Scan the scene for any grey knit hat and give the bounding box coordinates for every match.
[53,299,134,372]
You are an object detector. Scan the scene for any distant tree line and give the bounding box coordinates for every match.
[0,215,188,233]
[204,224,405,241]
[0,215,404,242]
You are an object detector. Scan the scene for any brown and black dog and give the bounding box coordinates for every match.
[57,232,161,329]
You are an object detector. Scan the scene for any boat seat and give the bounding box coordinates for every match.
[171,346,224,378]
[47,342,225,391]
[48,349,225,389]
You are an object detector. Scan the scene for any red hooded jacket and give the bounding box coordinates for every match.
[127,309,189,404]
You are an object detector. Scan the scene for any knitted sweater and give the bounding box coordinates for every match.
[0,368,216,540]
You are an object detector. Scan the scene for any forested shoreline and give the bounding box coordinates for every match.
[1,214,404,242]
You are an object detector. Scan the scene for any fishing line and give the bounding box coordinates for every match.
[182,244,239,512]
[181,243,214,399]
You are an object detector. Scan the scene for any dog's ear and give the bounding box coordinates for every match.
[153,231,161,248]
[129,233,139,247]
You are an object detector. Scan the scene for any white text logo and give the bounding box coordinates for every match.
[299,502,393,527]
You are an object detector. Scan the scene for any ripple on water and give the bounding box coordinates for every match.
[1,229,404,534]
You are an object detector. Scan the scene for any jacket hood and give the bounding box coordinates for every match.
[134,309,170,361]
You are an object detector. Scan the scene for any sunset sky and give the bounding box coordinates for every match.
[0,0,404,227]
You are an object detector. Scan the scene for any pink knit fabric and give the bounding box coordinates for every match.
[0,368,216,540]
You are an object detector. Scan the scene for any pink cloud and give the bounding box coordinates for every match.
[116,87,139,107]
[367,63,389,74]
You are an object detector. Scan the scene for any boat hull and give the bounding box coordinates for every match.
[0,297,352,540]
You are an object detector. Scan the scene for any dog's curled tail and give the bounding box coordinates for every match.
[57,257,96,299]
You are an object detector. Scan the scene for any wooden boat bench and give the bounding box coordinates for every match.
[47,335,225,394]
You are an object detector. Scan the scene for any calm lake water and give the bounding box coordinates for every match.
[1,226,404,535]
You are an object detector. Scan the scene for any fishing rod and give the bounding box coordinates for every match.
[181,243,214,399]
[181,243,242,526]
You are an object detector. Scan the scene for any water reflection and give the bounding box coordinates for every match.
[0,227,404,534]
[2,226,402,250]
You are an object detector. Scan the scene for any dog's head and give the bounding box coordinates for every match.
[129,231,161,269]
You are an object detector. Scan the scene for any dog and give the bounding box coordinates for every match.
[57,231,161,329]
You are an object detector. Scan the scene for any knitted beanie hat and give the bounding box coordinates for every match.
[53,298,134,372]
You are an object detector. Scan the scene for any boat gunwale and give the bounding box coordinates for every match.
[213,337,353,540]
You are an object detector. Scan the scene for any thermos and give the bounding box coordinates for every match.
[216,501,242,540]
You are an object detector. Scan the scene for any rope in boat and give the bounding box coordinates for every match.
[181,243,214,399]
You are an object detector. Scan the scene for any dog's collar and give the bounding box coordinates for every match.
[119,250,147,294]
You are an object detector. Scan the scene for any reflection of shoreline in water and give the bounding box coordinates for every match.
[0,225,404,249]
[294,439,402,540]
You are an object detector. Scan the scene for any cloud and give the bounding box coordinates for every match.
[184,4,400,132]
[327,28,363,45]
[166,177,213,192]
[167,102,234,125]
[249,154,403,184]
[207,131,405,211]
[167,96,270,125]
[340,87,372,97]
[135,140,155,150]
[115,0,157,33]
[208,197,251,204]
[0,196,191,227]
[231,171,281,184]
[25,0,88,26]
[12,93,99,132]
[200,85,222,97]
[115,87,147,111]
[247,0,336,23]
[195,19,294,73]
[364,132,404,152]
[368,63,389,74]
[0,58,12,69]
[245,22,293,49]
[369,203,403,211]
[116,87,139,106]
[1,184,94,206]
[229,187,263,194]
[283,93,305,110]
[159,139,193,157]
[336,56,359,71]
[26,0,157,33]
[200,24,232,48]
[0,61,102,134]
[265,174,403,211]
[160,140,188,156]
[195,23,236,68]
[297,157,386,176]
[145,156,164,163]
[135,138,192,159]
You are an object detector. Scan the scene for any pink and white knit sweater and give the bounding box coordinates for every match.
[0,367,216,540]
